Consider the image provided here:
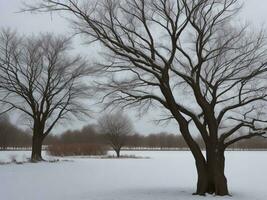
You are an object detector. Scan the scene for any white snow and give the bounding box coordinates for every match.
[0,151,30,163]
[0,150,266,200]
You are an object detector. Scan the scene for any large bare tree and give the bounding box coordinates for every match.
[98,112,134,157]
[28,0,267,195]
[0,30,90,161]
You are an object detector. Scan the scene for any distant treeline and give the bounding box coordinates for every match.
[39,124,267,150]
[1,121,267,150]
[0,117,31,150]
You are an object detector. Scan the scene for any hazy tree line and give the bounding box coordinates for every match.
[48,127,189,150]
[0,115,31,149]
[49,128,267,150]
[1,119,266,151]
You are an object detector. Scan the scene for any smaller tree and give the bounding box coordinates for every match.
[98,112,134,157]
[0,30,90,161]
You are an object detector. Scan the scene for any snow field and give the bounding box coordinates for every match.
[0,151,266,200]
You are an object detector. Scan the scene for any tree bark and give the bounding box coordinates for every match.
[194,149,229,196]
[194,159,209,196]
[212,151,229,196]
[31,134,44,162]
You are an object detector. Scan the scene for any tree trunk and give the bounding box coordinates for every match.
[169,108,229,196]
[211,150,229,196]
[194,149,229,196]
[115,148,120,158]
[194,158,209,195]
[31,134,44,162]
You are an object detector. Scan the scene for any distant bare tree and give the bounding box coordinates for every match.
[98,112,134,157]
[0,30,90,161]
[28,0,267,195]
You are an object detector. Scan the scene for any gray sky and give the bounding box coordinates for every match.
[0,0,266,135]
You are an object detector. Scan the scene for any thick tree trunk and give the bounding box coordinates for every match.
[31,134,44,162]
[211,151,229,196]
[194,159,209,196]
[194,162,208,196]
[167,106,229,196]
[194,149,229,196]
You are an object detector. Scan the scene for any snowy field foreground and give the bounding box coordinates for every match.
[0,151,267,200]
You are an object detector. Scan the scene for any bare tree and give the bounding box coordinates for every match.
[98,112,134,157]
[0,30,90,161]
[28,0,267,195]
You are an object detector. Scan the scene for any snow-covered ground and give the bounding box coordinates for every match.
[0,150,266,200]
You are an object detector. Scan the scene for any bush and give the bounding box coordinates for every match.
[47,143,107,157]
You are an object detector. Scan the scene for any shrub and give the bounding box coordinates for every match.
[47,143,107,157]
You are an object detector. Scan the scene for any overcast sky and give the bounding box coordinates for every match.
[0,0,266,135]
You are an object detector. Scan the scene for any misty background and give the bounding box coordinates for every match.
[0,0,266,135]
